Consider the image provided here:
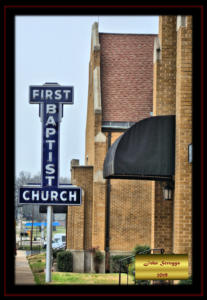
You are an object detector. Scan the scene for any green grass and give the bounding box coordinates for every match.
[49,272,134,285]
[27,253,134,285]
[19,245,44,251]
[27,253,189,286]
[52,227,66,235]
[30,261,45,273]
[33,273,46,285]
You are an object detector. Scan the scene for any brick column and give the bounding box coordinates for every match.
[67,161,93,272]
[151,16,177,253]
[92,113,107,251]
[173,16,192,275]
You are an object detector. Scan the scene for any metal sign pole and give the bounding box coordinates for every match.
[46,205,53,282]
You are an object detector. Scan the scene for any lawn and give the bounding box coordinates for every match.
[27,253,134,285]
[49,272,134,285]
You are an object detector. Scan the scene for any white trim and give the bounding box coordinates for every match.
[177,16,187,31]
[94,170,105,183]
[92,22,100,52]
[93,66,102,113]
[153,36,161,63]
[95,132,106,143]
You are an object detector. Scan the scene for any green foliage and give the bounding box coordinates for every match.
[18,245,43,251]
[93,250,104,264]
[110,255,131,273]
[179,276,192,285]
[135,279,150,285]
[53,249,64,259]
[129,244,150,276]
[89,247,104,273]
[131,244,151,285]
[132,244,151,255]
[29,261,45,273]
[34,273,45,285]
[57,251,73,272]
[128,262,134,276]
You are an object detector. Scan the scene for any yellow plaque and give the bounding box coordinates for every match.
[135,254,188,280]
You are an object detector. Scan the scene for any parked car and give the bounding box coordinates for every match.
[53,233,66,245]
[43,233,66,249]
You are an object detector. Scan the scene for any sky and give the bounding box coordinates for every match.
[15,16,159,180]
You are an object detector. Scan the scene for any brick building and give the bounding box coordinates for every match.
[152,15,192,276]
[67,16,192,277]
[67,23,156,273]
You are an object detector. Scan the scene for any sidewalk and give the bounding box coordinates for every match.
[15,250,35,285]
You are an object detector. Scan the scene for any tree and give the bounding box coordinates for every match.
[15,171,70,221]
[15,171,31,219]
[15,171,42,221]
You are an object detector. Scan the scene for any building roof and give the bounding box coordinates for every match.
[99,33,156,123]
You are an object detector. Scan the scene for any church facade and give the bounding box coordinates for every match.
[66,16,192,277]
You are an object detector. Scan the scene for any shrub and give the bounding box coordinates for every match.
[18,245,41,251]
[93,250,104,265]
[130,244,151,285]
[110,255,131,273]
[132,245,151,256]
[30,261,45,273]
[93,248,104,273]
[89,247,104,273]
[57,250,73,272]
[179,276,192,285]
[53,249,64,260]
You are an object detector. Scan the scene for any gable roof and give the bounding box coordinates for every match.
[99,33,156,123]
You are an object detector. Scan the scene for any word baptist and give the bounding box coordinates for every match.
[43,103,59,186]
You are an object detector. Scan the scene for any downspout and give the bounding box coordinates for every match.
[105,132,111,273]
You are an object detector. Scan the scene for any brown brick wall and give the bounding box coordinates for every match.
[92,182,106,250]
[152,16,177,253]
[67,166,93,250]
[153,182,174,253]
[110,178,152,251]
[106,131,152,252]
[152,16,192,274]
[153,16,177,116]
[70,25,154,263]
[68,19,192,277]
[100,34,155,122]
[173,16,192,275]
[92,138,107,250]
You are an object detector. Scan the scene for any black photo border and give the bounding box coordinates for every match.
[1,1,205,297]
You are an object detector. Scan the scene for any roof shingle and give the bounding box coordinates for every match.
[99,33,156,122]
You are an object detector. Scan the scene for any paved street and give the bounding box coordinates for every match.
[15,250,35,285]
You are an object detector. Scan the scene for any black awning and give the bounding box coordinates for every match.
[103,115,175,180]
